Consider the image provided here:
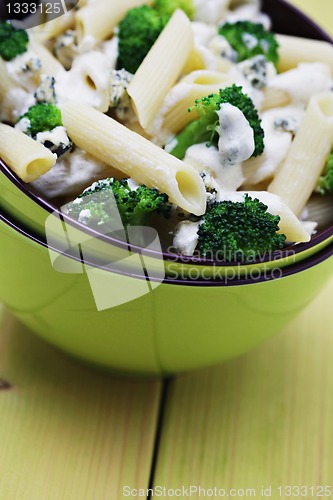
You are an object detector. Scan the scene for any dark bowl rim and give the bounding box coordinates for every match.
[1,0,333,268]
[1,205,332,287]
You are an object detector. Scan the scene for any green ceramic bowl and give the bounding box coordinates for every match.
[0,0,333,280]
[0,0,333,375]
[0,207,332,375]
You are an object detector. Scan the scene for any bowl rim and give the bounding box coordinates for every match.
[1,0,333,268]
[1,205,332,287]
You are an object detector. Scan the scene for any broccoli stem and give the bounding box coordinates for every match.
[168,119,213,159]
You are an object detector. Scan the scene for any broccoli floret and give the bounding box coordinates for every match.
[0,21,29,61]
[218,21,279,65]
[318,151,333,194]
[154,0,195,19]
[116,6,169,74]
[197,194,286,261]
[167,84,264,159]
[16,103,72,157]
[65,178,172,229]
[17,103,63,137]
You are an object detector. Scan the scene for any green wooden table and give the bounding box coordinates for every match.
[1,1,333,498]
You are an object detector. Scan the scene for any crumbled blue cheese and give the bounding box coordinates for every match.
[15,117,30,134]
[184,143,244,192]
[238,55,270,89]
[200,171,220,205]
[6,50,42,92]
[34,75,57,104]
[242,32,258,50]
[35,126,72,157]
[259,39,270,54]
[53,30,77,69]
[53,30,96,70]
[217,103,255,165]
[109,68,133,120]
[274,115,301,135]
[208,35,238,62]
[173,220,200,256]
[126,178,140,191]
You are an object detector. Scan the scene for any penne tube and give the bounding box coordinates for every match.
[268,92,333,216]
[55,52,111,112]
[31,10,75,42]
[29,38,65,76]
[60,102,206,215]
[0,124,56,182]
[128,9,194,130]
[277,34,333,74]
[75,0,152,42]
[0,59,15,102]
[181,47,206,74]
[261,86,291,111]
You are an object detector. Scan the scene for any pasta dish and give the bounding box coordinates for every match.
[0,0,333,262]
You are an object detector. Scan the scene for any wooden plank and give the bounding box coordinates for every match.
[0,307,161,499]
[153,276,333,496]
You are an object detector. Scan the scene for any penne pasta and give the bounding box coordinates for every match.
[55,52,111,112]
[0,124,56,182]
[75,0,153,42]
[31,10,75,42]
[268,92,333,216]
[0,1,331,259]
[277,34,333,74]
[28,38,65,76]
[181,47,207,74]
[60,102,207,215]
[261,86,291,111]
[128,9,194,130]
[0,59,15,102]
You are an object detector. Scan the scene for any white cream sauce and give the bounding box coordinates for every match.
[173,220,200,256]
[31,148,113,199]
[0,88,35,122]
[191,22,217,46]
[268,62,332,108]
[193,0,230,24]
[217,103,255,165]
[6,49,41,93]
[184,143,244,192]
[55,51,111,112]
[243,107,299,184]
